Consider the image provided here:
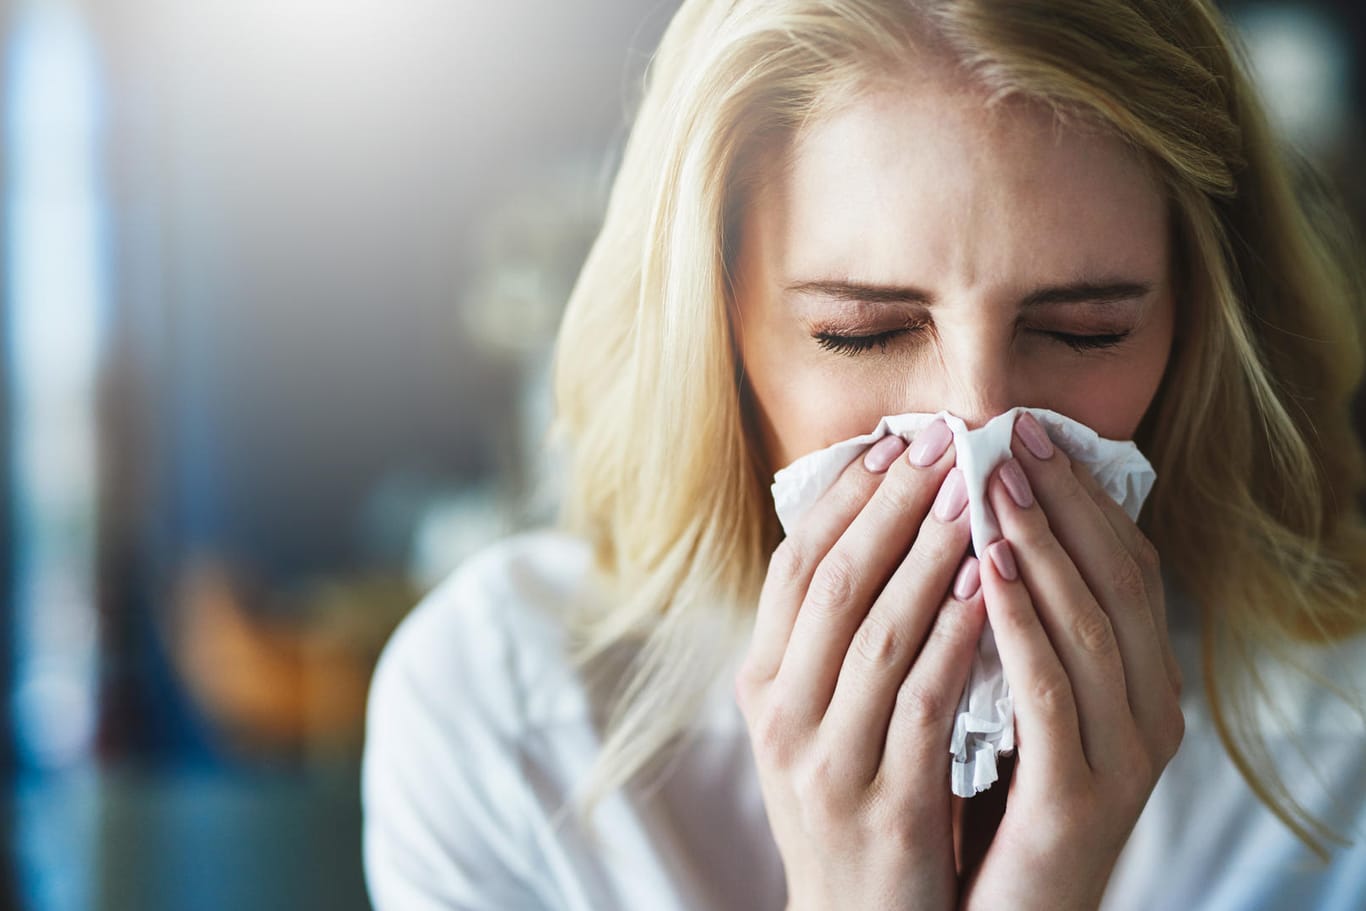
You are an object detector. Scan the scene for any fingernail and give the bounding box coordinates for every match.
[863,435,907,473]
[909,419,953,467]
[988,540,1019,581]
[954,556,981,600]
[1000,458,1034,509]
[1016,412,1055,460]
[933,467,968,521]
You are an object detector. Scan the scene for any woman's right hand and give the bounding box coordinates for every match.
[735,419,986,911]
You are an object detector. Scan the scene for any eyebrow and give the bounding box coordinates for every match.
[784,278,1154,308]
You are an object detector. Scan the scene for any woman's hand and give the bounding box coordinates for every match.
[735,419,985,911]
[960,412,1184,910]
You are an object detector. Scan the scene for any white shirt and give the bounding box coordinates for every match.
[361,528,1366,910]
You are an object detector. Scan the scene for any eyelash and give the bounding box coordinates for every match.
[812,326,1132,356]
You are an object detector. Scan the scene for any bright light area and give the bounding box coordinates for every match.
[1235,4,1350,153]
[6,0,105,773]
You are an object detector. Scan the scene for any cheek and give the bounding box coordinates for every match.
[745,355,900,473]
[1058,381,1154,440]
[1051,342,1173,440]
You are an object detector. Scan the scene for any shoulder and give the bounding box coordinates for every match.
[361,527,596,908]
[366,526,596,737]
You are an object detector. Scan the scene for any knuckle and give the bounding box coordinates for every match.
[1032,672,1076,718]
[896,677,952,729]
[852,614,903,669]
[920,512,966,559]
[751,702,799,766]
[928,599,975,649]
[903,517,963,580]
[1068,455,1094,489]
[871,466,921,516]
[1057,471,1092,511]
[1071,607,1118,657]
[831,468,881,514]
[768,538,810,589]
[992,586,1036,633]
[1015,511,1058,553]
[1157,700,1186,759]
[1111,555,1148,601]
[1136,537,1162,575]
[794,751,848,811]
[898,540,935,582]
[896,538,939,581]
[807,551,858,615]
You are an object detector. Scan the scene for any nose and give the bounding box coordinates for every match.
[944,382,1015,429]
[921,324,1018,430]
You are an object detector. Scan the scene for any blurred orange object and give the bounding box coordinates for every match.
[166,560,416,757]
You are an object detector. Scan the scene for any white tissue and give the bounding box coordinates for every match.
[770,407,1156,797]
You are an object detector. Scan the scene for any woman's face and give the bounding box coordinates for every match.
[731,74,1176,476]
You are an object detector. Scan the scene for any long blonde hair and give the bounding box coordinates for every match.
[550,0,1366,856]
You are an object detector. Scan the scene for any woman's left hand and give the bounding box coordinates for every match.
[958,411,1185,911]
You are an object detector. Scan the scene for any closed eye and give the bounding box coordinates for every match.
[812,327,921,355]
[1043,330,1131,352]
[811,327,1132,356]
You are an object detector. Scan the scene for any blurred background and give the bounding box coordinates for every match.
[0,1,1363,909]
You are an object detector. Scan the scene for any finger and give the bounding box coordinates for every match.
[988,465,1135,771]
[1065,455,1181,694]
[821,477,973,782]
[742,437,904,687]
[1008,419,1178,732]
[978,538,1087,788]
[776,421,958,723]
[1015,410,1178,692]
[876,560,986,793]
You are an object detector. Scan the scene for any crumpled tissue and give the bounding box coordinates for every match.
[770,407,1156,797]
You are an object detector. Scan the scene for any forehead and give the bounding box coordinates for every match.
[756,74,1169,288]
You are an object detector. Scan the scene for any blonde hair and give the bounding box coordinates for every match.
[550,0,1366,856]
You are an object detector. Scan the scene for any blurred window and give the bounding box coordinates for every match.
[6,1,106,908]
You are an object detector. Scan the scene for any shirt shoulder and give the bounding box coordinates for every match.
[361,527,596,910]
[377,527,594,716]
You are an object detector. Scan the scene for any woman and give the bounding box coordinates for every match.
[362,1,1366,908]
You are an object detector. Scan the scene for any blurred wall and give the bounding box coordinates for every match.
[85,0,680,760]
